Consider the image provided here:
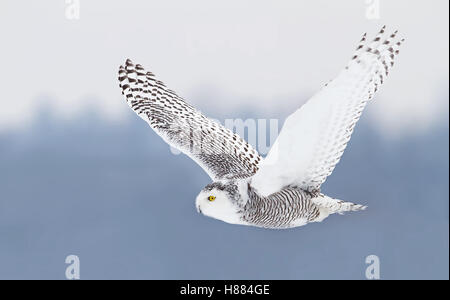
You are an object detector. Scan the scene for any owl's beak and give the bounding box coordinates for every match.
[196,205,202,214]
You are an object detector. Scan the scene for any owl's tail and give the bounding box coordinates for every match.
[311,194,367,222]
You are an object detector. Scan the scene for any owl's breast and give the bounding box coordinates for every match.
[241,187,321,229]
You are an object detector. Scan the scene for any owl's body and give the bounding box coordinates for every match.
[198,180,365,229]
[243,185,322,229]
[118,26,404,229]
[244,186,365,229]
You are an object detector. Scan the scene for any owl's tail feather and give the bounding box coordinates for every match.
[311,194,367,222]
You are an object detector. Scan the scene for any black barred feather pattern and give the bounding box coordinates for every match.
[242,186,321,229]
[118,59,262,180]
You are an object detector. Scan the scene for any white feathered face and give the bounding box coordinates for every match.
[195,184,244,225]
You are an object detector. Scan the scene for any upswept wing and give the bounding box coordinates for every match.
[251,27,404,196]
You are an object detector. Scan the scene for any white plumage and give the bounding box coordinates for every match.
[118,27,404,229]
[252,27,404,196]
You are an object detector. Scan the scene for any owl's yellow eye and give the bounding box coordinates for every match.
[208,195,216,202]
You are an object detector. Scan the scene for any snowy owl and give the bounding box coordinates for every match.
[118,26,404,229]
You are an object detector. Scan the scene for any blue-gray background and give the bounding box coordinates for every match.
[0,0,448,279]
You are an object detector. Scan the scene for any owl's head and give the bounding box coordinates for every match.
[195,181,248,226]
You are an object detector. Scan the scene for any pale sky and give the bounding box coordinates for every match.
[0,0,448,135]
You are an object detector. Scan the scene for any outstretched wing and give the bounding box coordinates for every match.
[118,59,262,180]
[251,26,404,196]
